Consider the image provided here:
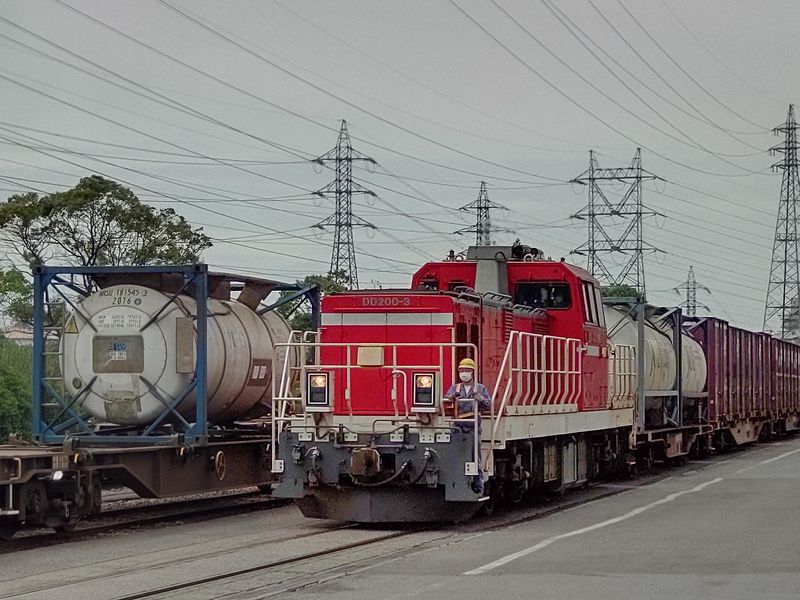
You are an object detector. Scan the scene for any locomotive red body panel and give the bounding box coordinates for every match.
[412,258,609,410]
[320,290,552,415]
[321,293,456,415]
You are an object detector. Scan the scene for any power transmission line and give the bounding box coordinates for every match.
[155,0,563,183]
[20,3,562,190]
[657,0,784,107]
[539,0,767,155]
[584,0,765,137]
[445,0,768,179]
[614,0,767,131]
[487,0,765,175]
[269,0,589,150]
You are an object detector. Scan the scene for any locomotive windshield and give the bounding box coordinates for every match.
[514,282,572,309]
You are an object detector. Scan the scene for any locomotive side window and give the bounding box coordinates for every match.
[455,322,468,363]
[419,277,439,290]
[581,281,602,326]
[593,286,606,327]
[470,324,479,359]
[448,280,467,291]
[514,282,571,309]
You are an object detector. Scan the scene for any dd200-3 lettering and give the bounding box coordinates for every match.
[360,297,412,307]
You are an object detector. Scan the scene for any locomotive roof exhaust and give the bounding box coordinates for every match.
[465,243,544,296]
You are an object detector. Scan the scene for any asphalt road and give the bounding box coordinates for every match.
[276,437,800,600]
[1,437,798,600]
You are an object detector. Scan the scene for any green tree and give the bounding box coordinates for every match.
[601,284,644,301]
[0,175,212,324]
[276,273,347,331]
[0,175,211,267]
[0,270,34,325]
[0,337,33,442]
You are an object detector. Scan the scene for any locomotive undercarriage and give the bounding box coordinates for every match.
[275,426,633,522]
[275,427,485,522]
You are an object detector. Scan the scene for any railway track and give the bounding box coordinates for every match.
[99,444,786,600]
[1,442,786,600]
[114,528,426,600]
[1,488,290,552]
[0,469,651,599]
[107,472,682,600]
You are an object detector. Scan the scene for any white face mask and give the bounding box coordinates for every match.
[459,370,473,383]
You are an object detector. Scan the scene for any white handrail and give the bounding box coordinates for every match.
[489,331,583,450]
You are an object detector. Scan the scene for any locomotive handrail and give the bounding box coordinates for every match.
[609,344,636,409]
[489,331,583,455]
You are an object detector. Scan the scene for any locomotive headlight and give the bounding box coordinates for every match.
[305,372,330,411]
[415,374,433,389]
[413,372,436,410]
[309,375,328,388]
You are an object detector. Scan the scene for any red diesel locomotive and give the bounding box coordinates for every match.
[271,244,800,522]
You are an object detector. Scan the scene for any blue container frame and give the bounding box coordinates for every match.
[31,264,320,447]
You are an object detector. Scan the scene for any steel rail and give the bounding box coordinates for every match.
[1,492,288,552]
[112,529,424,600]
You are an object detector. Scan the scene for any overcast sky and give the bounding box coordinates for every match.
[1,0,798,331]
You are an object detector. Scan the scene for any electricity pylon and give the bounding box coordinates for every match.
[674,266,710,317]
[570,149,664,298]
[313,120,376,289]
[455,181,507,245]
[764,105,800,340]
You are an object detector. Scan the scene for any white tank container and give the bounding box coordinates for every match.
[603,305,706,394]
[61,284,294,426]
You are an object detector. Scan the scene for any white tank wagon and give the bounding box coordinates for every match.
[603,304,706,395]
[61,283,298,426]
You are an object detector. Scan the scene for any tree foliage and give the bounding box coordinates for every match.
[276,273,347,331]
[0,175,212,324]
[601,284,644,301]
[0,337,33,442]
[0,270,34,326]
[0,175,211,267]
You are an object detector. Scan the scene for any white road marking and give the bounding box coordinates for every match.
[466,443,800,575]
[734,447,800,474]
[463,478,723,575]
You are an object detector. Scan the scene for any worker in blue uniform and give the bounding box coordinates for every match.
[445,357,491,494]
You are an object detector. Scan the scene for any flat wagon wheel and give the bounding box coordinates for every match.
[53,505,78,533]
[90,482,103,515]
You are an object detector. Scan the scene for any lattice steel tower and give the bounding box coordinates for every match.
[313,120,376,289]
[764,104,800,339]
[674,266,710,317]
[570,149,663,298]
[455,181,506,245]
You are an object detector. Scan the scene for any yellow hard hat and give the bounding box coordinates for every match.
[458,358,476,370]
